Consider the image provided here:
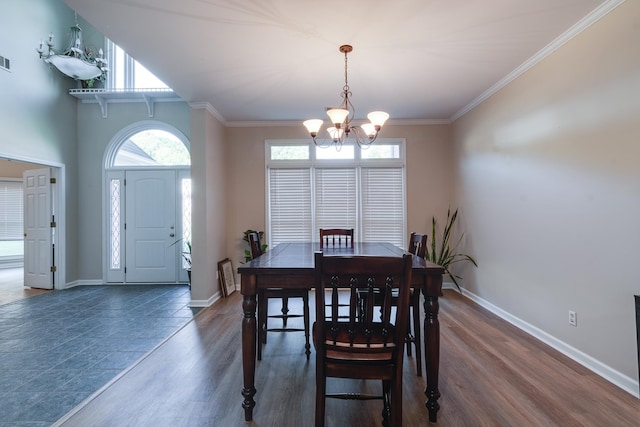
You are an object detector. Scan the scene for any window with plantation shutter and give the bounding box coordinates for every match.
[266,139,405,248]
[315,168,357,232]
[268,168,312,246]
[361,168,405,247]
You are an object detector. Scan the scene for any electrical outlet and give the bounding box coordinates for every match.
[568,310,577,326]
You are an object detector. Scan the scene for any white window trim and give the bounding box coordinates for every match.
[265,139,407,248]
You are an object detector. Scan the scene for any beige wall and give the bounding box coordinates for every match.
[0,160,44,178]
[190,108,227,303]
[224,124,454,269]
[451,0,639,389]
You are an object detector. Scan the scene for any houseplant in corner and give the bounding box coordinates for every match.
[182,240,192,284]
[425,208,477,292]
[242,229,267,263]
[170,239,192,287]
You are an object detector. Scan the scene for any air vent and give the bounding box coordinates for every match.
[0,55,10,72]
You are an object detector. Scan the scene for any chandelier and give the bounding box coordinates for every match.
[303,45,389,150]
[37,13,108,81]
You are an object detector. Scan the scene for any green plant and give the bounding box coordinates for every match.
[169,239,191,267]
[181,240,192,267]
[425,208,477,292]
[242,229,267,263]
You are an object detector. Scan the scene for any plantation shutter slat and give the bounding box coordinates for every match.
[315,168,357,234]
[361,168,404,247]
[269,168,312,245]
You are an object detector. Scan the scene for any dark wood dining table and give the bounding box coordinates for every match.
[238,242,445,423]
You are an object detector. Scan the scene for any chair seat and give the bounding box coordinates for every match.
[357,287,423,376]
[312,322,398,363]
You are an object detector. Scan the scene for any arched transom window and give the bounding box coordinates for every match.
[114,129,190,167]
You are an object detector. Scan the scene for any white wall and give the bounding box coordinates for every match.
[452,0,640,393]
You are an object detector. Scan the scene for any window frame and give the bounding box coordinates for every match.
[265,139,407,248]
[105,39,170,91]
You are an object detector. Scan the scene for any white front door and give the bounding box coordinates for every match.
[125,170,176,282]
[23,168,53,289]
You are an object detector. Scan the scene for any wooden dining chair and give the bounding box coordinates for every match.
[404,232,427,376]
[248,232,310,361]
[313,251,413,427]
[358,232,427,376]
[319,228,354,249]
[319,228,355,319]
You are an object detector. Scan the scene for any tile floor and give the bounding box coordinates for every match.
[0,283,197,426]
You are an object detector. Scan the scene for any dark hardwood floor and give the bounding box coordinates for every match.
[57,290,639,427]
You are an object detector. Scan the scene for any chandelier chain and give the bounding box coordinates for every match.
[343,48,349,92]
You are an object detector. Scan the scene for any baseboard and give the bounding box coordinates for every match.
[58,279,103,289]
[190,290,221,308]
[460,288,640,399]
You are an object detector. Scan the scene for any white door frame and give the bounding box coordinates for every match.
[2,154,65,289]
[102,120,191,284]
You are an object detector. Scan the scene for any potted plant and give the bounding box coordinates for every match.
[425,208,477,292]
[182,240,192,283]
[170,239,192,286]
[242,229,267,263]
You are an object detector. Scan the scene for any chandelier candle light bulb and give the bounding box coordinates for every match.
[303,44,389,150]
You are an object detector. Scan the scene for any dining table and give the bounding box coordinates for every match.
[238,241,445,423]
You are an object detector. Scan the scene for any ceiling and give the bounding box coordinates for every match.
[63,0,610,126]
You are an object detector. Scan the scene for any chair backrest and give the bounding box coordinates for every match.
[408,232,428,258]
[313,251,413,360]
[319,228,354,249]
[247,231,263,259]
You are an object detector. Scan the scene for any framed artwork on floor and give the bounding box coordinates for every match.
[218,258,236,297]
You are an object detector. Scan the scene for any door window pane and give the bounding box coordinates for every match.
[109,178,121,269]
[181,178,192,269]
[114,130,190,166]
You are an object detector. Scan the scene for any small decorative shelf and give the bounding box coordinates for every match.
[69,88,182,118]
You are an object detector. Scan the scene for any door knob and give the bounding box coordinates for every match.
[170,233,175,237]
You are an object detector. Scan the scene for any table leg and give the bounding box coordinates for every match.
[423,278,441,423]
[242,275,257,421]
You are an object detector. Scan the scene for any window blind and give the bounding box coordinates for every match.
[266,140,406,248]
[360,168,405,247]
[314,168,357,235]
[268,168,312,245]
[0,181,23,241]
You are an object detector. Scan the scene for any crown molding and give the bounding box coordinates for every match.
[450,0,626,122]
[188,102,227,125]
[223,118,450,128]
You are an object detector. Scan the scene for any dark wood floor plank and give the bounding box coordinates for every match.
[58,290,639,427]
